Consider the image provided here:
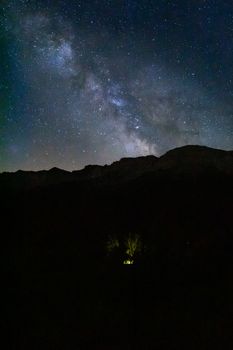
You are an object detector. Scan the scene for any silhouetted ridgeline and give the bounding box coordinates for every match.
[3,145,233,350]
[1,145,233,192]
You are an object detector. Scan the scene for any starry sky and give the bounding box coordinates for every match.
[1,0,233,171]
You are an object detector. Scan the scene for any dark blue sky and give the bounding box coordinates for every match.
[1,0,233,171]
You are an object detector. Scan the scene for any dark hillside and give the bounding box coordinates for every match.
[3,146,233,350]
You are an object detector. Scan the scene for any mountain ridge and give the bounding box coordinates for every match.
[1,145,232,191]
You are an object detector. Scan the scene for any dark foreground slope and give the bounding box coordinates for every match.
[3,146,233,350]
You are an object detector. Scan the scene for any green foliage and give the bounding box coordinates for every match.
[125,233,142,258]
[106,235,120,254]
[107,233,142,264]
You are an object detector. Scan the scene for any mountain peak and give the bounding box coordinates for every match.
[48,167,69,174]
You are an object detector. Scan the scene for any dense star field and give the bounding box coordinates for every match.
[1,0,233,171]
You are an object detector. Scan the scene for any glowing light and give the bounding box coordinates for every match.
[123,259,134,265]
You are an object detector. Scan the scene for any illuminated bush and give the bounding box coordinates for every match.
[106,235,120,254]
[107,233,142,264]
[125,233,142,259]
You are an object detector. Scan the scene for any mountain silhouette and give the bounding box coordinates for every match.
[1,145,232,192]
[3,145,233,350]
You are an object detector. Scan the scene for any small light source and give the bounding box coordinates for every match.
[123,259,134,265]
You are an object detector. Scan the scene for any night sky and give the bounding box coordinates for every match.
[1,0,233,171]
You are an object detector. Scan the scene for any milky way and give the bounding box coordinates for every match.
[1,0,233,171]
